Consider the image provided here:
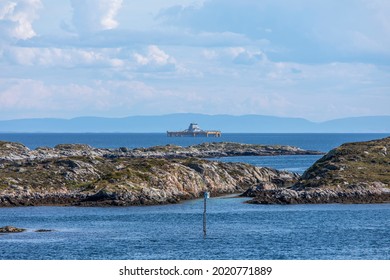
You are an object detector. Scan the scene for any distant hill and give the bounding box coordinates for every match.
[0,114,389,133]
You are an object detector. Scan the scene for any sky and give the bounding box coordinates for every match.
[0,0,389,121]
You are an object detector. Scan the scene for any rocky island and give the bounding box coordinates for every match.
[3,137,388,206]
[246,137,390,204]
[0,226,26,233]
[0,141,310,207]
[0,141,322,161]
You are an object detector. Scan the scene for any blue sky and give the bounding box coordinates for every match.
[0,0,389,121]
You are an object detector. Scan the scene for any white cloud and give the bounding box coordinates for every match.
[70,0,123,33]
[1,56,390,120]
[0,79,50,109]
[100,0,122,30]
[159,0,390,62]
[0,0,42,40]
[228,47,267,65]
[2,46,124,68]
[0,0,389,121]
[133,45,177,72]
[0,78,204,118]
[201,47,268,66]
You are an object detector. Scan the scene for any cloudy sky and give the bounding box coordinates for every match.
[0,0,389,121]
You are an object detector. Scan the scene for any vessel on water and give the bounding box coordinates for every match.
[167,123,221,137]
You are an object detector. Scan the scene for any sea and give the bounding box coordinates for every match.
[0,133,389,260]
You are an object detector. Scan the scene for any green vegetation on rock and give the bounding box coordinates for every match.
[247,137,390,204]
[296,137,390,190]
[0,141,299,207]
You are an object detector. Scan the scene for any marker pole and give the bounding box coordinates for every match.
[203,191,209,239]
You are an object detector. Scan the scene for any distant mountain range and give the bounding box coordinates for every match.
[0,114,389,133]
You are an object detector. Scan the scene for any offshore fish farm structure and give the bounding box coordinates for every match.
[167,123,221,137]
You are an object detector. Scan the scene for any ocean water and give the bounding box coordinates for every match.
[1,132,388,152]
[208,155,322,174]
[0,133,389,260]
[1,200,389,260]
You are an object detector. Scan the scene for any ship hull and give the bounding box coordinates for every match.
[167,131,221,137]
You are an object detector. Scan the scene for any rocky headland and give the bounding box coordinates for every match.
[0,141,304,207]
[246,137,390,204]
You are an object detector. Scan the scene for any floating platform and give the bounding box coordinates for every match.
[167,123,221,137]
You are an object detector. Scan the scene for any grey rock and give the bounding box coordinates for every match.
[35,229,54,232]
[0,226,26,233]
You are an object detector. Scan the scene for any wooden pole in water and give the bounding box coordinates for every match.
[203,191,209,239]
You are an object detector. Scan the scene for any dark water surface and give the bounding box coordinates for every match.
[1,200,389,260]
[0,133,389,259]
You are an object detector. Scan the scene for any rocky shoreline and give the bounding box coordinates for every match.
[0,141,302,207]
[1,137,389,206]
[245,137,390,204]
[244,187,390,204]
